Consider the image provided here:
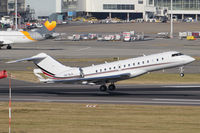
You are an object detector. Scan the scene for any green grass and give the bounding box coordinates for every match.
[58,56,200,63]
[194,56,200,61]
[58,57,124,62]
[0,102,200,133]
[8,70,39,83]
[118,73,200,84]
[5,56,199,63]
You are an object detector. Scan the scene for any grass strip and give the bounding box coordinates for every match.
[118,73,200,84]
[0,102,200,133]
[58,56,200,62]
[4,56,199,63]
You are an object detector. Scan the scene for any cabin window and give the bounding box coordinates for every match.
[104,68,106,71]
[96,70,98,73]
[109,67,111,70]
[142,61,144,64]
[157,59,159,61]
[100,69,102,72]
[119,66,121,68]
[128,64,130,67]
[124,65,126,68]
[133,63,135,66]
[114,66,116,69]
[147,60,149,63]
[138,62,140,65]
[162,58,164,60]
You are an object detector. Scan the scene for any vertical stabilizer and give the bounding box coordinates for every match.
[7,53,73,77]
[32,53,72,77]
[36,13,57,38]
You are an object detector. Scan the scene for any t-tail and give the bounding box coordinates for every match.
[7,53,73,83]
[36,13,57,39]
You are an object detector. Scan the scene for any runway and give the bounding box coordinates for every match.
[0,79,200,106]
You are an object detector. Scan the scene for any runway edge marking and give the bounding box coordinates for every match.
[0,98,200,105]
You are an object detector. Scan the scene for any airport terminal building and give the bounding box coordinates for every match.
[2,0,200,21]
[66,0,200,20]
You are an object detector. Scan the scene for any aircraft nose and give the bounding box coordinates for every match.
[187,56,195,63]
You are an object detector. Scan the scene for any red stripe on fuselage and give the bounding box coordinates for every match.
[42,71,54,78]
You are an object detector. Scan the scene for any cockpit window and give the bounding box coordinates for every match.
[172,53,184,57]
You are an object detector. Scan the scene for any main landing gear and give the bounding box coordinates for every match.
[0,45,11,50]
[179,67,184,77]
[7,45,12,49]
[99,84,116,92]
[0,44,12,50]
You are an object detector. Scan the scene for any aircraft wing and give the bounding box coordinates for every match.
[83,73,131,84]
[51,73,131,85]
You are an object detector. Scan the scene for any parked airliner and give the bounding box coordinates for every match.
[0,14,57,49]
[7,51,195,91]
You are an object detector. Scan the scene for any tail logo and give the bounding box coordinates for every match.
[44,21,56,31]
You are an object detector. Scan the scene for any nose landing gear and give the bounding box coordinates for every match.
[180,73,184,77]
[179,67,184,77]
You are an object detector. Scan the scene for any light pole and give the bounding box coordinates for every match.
[170,0,173,38]
[15,0,18,30]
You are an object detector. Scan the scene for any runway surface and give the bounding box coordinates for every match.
[0,79,200,106]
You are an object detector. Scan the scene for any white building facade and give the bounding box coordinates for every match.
[74,0,147,20]
[25,0,200,20]
[76,0,144,13]
[66,0,200,20]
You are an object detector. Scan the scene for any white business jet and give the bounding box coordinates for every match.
[0,14,57,49]
[7,51,195,91]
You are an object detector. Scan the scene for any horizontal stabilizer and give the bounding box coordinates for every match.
[7,56,45,64]
[33,69,52,83]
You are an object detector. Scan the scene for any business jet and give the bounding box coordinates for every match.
[7,51,195,92]
[0,14,57,49]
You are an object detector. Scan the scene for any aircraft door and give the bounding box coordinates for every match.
[79,67,84,78]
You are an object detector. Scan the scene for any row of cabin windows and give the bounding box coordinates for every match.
[95,57,165,73]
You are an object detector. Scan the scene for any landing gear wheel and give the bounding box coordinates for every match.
[179,67,184,77]
[180,73,184,77]
[7,45,12,49]
[108,84,116,91]
[99,85,107,92]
